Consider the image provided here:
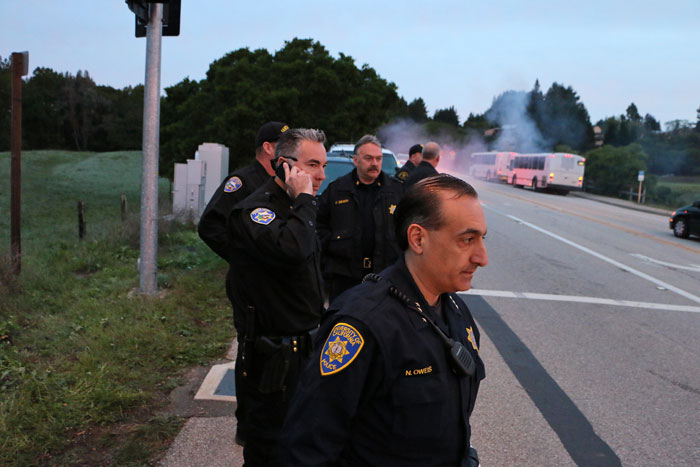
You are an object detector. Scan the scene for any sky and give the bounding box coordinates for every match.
[2,0,699,128]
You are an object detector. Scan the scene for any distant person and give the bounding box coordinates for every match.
[227,128,327,466]
[317,134,404,302]
[281,174,487,466]
[395,143,423,182]
[197,121,289,446]
[405,141,440,187]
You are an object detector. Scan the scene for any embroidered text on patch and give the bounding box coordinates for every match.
[224,176,243,193]
[320,323,364,375]
[250,208,276,225]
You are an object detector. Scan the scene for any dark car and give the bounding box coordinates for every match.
[669,200,700,238]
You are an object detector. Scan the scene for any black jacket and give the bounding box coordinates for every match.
[395,160,416,182]
[280,257,485,466]
[404,160,438,187]
[198,159,271,262]
[228,178,324,336]
[317,170,403,281]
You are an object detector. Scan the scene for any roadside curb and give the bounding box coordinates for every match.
[570,191,671,217]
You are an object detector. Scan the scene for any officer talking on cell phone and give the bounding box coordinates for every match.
[281,174,487,467]
[227,128,327,466]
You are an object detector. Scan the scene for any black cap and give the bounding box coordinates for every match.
[255,121,289,148]
[409,144,423,156]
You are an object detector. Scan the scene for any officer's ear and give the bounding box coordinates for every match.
[406,224,425,254]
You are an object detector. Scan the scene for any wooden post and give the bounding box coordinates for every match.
[10,52,28,275]
[78,201,86,239]
[637,180,642,204]
[121,194,127,221]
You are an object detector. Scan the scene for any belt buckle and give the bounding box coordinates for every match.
[363,257,372,269]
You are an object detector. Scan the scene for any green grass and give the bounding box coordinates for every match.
[654,175,700,207]
[0,151,232,465]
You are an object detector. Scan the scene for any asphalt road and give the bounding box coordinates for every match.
[462,177,700,466]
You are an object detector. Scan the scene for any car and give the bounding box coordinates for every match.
[327,143,399,177]
[669,200,700,238]
[317,155,354,194]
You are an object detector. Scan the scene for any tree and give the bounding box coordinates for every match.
[160,38,405,177]
[643,113,661,132]
[626,103,642,122]
[407,98,428,122]
[432,106,459,126]
[584,144,649,195]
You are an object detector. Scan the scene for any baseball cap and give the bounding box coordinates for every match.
[409,144,424,156]
[255,121,289,148]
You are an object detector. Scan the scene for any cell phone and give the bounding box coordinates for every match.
[275,160,288,182]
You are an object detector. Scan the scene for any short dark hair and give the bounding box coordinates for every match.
[394,174,478,250]
[274,128,326,160]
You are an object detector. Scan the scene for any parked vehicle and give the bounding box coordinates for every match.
[469,151,517,182]
[328,143,399,176]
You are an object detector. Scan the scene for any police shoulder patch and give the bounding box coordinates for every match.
[320,322,364,376]
[250,207,275,225]
[224,176,243,193]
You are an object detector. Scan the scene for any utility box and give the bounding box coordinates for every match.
[172,163,188,216]
[198,142,229,204]
[186,159,206,220]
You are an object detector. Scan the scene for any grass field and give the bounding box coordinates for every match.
[655,175,700,207]
[0,151,232,465]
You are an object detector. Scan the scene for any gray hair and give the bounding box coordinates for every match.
[421,141,440,160]
[275,128,326,159]
[353,134,382,154]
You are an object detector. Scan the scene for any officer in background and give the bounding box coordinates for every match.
[281,174,487,466]
[395,143,423,182]
[405,140,441,187]
[228,128,327,466]
[197,121,288,446]
[317,134,404,302]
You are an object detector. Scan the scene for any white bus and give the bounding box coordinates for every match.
[509,153,585,194]
[469,151,517,182]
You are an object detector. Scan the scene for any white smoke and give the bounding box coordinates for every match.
[485,90,548,153]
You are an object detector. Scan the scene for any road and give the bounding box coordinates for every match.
[461,177,700,466]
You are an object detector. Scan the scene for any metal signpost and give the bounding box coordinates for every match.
[637,170,645,204]
[126,0,180,295]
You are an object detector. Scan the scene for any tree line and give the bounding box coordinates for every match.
[2,39,699,203]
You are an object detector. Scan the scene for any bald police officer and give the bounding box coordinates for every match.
[281,174,487,466]
[405,140,440,187]
[198,121,288,445]
[395,143,423,182]
[317,134,404,301]
[228,128,327,466]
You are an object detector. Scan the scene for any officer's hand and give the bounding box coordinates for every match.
[285,164,313,199]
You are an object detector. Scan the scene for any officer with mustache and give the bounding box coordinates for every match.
[317,134,404,302]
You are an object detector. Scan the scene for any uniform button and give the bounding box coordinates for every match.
[312,200,317,206]
[308,220,314,227]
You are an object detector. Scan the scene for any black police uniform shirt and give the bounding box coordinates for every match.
[228,177,324,336]
[280,256,486,466]
[198,159,272,262]
[317,169,403,282]
[404,159,439,187]
[395,159,416,182]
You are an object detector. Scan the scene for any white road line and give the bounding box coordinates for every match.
[460,290,700,314]
[630,253,700,272]
[506,214,700,305]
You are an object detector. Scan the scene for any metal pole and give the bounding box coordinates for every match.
[139,3,162,295]
[10,53,23,275]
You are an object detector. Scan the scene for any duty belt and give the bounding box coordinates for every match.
[362,257,372,269]
[254,329,317,355]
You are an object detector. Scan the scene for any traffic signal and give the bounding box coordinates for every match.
[126,0,180,37]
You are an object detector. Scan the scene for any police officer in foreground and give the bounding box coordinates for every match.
[395,143,423,182]
[281,174,487,466]
[228,128,327,466]
[405,140,441,186]
[317,134,404,302]
[197,121,288,445]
